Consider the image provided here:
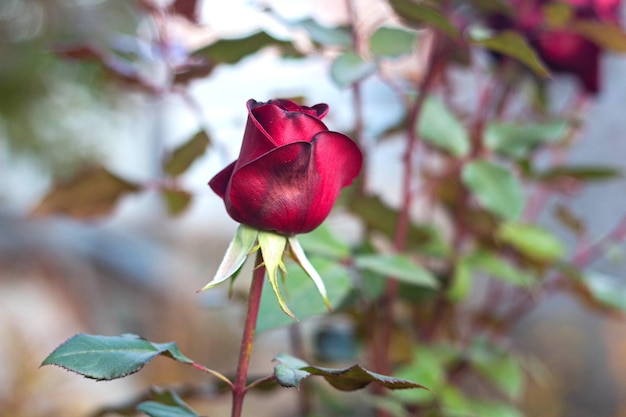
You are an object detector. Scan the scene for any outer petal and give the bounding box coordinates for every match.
[208,160,236,198]
[224,133,362,235]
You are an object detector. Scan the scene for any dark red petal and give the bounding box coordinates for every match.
[225,133,362,235]
[208,160,237,199]
[249,101,328,147]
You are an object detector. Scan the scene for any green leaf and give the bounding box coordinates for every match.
[273,353,311,388]
[580,271,626,312]
[471,29,549,78]
[348,194,450,256]
[330,52,376,88]
[297,223,351,259]
[447,259,472,302]
[441,386,524,417]
[535,165,622,182]
[160,188,192,216]
[257,257,353,333]
[497,222,565,262]
[388,0,458,38]
[462,160,525,220]
[418,97,470,157]
[288,236,331,310]
[273,354,427,391]
[136,390,199,417]
[469,343,524,400]
[484,120,568,158]
[193,31,299,65]
[292,18,352,47]
[465,250,535,287]
[163,131,210,177]
[31,165,140,219]
[542,2,574,28]
[392,346,447,405]
[370,26,417,58]
[41,334,192,381]
[355,254,438,288]
[199,224,258,291]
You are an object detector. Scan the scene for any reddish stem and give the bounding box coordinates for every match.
[231,251,265,417]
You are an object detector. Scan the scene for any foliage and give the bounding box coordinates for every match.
[27,0,626,417]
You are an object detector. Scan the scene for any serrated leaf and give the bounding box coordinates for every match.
[31,166,140,219]
[257,257,353,333]
[193,31,299,65]
[485,120,568,158]
[164,131,210,177]
[199,224,258,291]
[330,52,376,88]
[497,222,565,262]
[388,0,458,38]
[273,354,426,391]
[136,390,199,417]
[41,334,192,381]
[355,254,438,288]
[462,160,525,220]
[370,26,417,58]
[418,97,470,157]
[161,188,192,216]
[292,18,352,47]
[471,29,549,78]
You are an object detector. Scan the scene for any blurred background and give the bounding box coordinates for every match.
[2,0,626,416]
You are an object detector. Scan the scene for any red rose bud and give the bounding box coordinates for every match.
[210,99,362,236]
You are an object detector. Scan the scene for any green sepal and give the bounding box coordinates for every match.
[258,230,295,319]
[198,224,259,292]
[288,236,332,311]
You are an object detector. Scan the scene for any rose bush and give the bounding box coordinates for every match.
[210,99,362,236]
[487,0,621,93]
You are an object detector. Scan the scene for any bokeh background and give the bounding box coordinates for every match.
[2,1,626,416]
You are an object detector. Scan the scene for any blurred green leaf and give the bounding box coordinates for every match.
[136,390,199,417]
[292,18,352,47]
[497,222,565,262]
[298,223,351,259]
[330,52,376,88]
[41,334,192,381]
[256,258,353,333]
[274,353,426,391]
[370,26,417,58]
[572,21,626,52]
[580,272,626,313]
[535,165,622,182]
[194,31,300,65]
[388,0,458,38]
[355,254,438,288]
[31,165,140,219]
[348,194,450,256]
[471,29,549,78]
[447,259,472,301]
[484,120,568,158]
[441,386,524,417]
[542,2,574,28]
[418,97,470,157]
[462,160,524,220]
[164,130,210,177]
[161,188,192,216]
[466,250,535,287]
[469,343,524,400]
[393,346,449,405]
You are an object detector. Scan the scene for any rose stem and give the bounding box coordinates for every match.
[231,251,265,417]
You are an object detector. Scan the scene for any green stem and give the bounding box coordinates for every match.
[231,251,265,417]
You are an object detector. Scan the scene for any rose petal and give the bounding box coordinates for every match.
[225,133,361,235]
[209,160,236,198]
[249,101,328,147]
